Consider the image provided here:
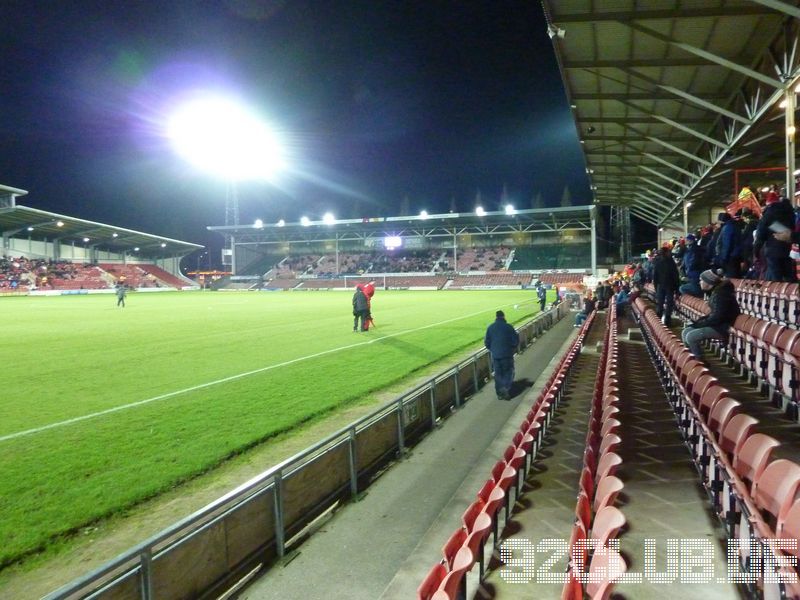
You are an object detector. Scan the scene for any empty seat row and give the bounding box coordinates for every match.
[632,298,800,599]
[729,279,799,328]
[417,311,599,600]
[563,301,627,600]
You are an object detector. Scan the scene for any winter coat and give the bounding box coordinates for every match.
[652,255,681,292]
[352,289,369,313]
[754,198,796,259]
[682,244,704,282]
[717,220,742,263]
[484,317,519,359]
[693,281,740,334]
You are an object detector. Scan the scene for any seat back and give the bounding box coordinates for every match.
[585,547,627,599]
[598,433,621,457]
[753,459,800,528]
[779,500,800,557]
[593,475,624,513]
[595,452,622,482]
[417,562,447,600]
[719,414,759,456]
[590,505,626,548]
[441,528,467,568]
[733,433,780,490]
[707,397,740,439]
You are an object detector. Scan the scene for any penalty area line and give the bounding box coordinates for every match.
[0,302,525,443]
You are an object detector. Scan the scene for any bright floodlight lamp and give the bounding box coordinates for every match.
[300,216,311,226]
[27,226,33,231]
[419,210,429,219]
[56,221,64,227]
[167,96,285,181]
[547,24,566,40]
[82,237,90,243]
[254,219,264,228]
[322,212,335,225]
[505,204,516,215]
[161,243,167,248]
[112,232,118,237]
[277,219,285,227]
[134,247,140,252]
[475,206,486,216]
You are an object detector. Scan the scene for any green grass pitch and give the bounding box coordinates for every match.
[0,289,548,567]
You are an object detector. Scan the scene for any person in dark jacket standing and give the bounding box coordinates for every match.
[715,213,742,277]
[681,269,740,360]
[484,310,520,400]
[537,284,547,312]
[652,245,681,326]
[754,194,797,282]
[352,286,369,331]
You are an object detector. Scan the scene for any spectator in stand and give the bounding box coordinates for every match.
[753,189,797,282]
[615,285,630,318]
[679,234,704,298]
[575,293,596,327]
[706,222,722,268]
[352,285,369,332]
[652,245,681,326]
[715,213,742,278]
[484,310,519,401]
[738,208,758,277]
[681,269,740,360]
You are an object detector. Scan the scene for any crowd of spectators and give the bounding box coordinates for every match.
[0,255,89,289]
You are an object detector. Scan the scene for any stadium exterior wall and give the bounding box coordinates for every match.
[43,303,570,600]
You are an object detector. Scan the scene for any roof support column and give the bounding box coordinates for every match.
[786,89,797,204]
[590,206,597,277]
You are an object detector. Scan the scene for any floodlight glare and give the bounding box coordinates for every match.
[505,204,516,215]
[167,96,285,181]
[254,219,263,228]
[300,216,311,226]
[277,219,286,227]
[56,221,64,227]
[161,243,167,248]
[322,212,335,225]
[112,232,118,237]
[82,237,90,243]
[475,206,486,217]
[134,247,140,252]
[419,210,429,219]
[27,226,33,232]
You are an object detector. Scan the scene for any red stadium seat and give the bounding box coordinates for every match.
[733,433,780,491]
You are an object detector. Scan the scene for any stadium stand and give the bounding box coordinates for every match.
[509,243,591,270]
[447,273,530,289]
[138,264,190,288]
[537,272,587,285]
[632,296,800,598]
[455,246,510,272]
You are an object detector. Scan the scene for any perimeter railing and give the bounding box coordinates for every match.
[45,303,569,600]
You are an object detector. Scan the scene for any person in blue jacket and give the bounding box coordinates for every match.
[679,234,704,297]
[715,213,742,278]
[484,310,519,400]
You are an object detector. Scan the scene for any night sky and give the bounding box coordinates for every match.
[0,0,589,262]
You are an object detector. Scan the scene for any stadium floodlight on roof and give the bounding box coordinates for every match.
[322,212,335,225]
[167,95,285,181]
[419,210,429,220]
[300,216,311,226]
[504,204,516,215]
[277,219,285,227]
[254,219,263,228]
[475,206,486,216]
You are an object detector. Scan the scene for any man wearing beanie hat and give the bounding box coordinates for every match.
[681,269,740,360]
[484,309,519,400]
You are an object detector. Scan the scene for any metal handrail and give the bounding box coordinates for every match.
[45,303,568,600]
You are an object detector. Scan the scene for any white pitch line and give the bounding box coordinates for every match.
[1,301,536,443]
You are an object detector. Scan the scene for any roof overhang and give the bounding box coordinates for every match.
[541,0,800,226]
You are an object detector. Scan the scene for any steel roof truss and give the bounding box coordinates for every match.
[750,0,800,20]
[637,176,683,198]
[643,153,697,179]
[626,22,784,90]
[639,165,690,191]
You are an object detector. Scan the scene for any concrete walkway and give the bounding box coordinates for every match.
[238,315,576,600]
